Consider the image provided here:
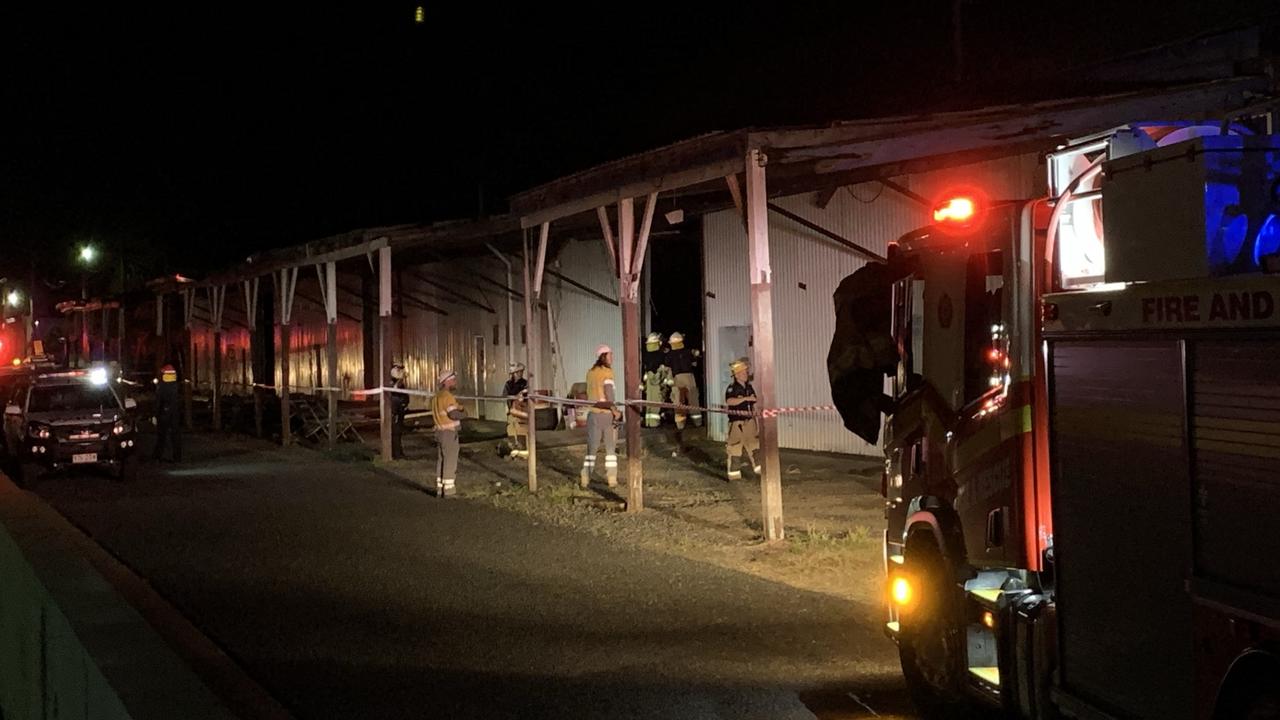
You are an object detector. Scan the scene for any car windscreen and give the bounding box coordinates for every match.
[28,383,119,414]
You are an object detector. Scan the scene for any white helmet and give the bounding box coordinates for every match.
[646,332,662,346]
[390,363,405,380]
[437,369,456,386]
[508,362,525,375]
[595,344,612,357]
[669,332,684,348]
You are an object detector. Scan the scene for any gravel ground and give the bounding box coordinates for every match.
[30,431,923,719]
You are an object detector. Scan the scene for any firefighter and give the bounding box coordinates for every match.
[581,344,620,488]
[431,370,465,497]
[503,362,529,459]
[666,331,702,428]
[724,357,760,480]
[389,362,409,460]
[152,363,182,462]
[641,332,672,428]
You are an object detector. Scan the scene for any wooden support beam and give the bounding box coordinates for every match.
[533,222,550,297]
[522,231,539,493]
[747,147,784,541]
[378,246,393,462]
[767,202,887,263]
[618,197,644,513]
[278,268,295,447]
[596,206,618,275]
[324,262,338,449]
[632,192,657,276]
[725,173,747,230]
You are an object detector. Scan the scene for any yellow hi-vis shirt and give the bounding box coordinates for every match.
[586,365,615,414]
[432,389,461,430]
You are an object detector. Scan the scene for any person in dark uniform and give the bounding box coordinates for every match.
[389,362,408,460]
[153,363,182,462]
[723,357,760,479]
[666,332,702,428]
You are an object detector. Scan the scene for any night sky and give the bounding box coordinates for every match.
[2,2,1273,298]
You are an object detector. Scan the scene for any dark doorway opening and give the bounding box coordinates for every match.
[647,218,706,395]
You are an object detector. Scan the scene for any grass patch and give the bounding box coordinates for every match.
[326,444,377,463]
[788,523,878,556]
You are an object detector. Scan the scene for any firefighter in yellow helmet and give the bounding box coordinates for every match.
[431,370,465,497]
[666,331,701,428]
[582,344,621,488]
[724,357,760,479]
[153,363,182,462]
[641,332,672,428]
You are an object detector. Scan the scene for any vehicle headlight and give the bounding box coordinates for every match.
[28,423,50,440]
[113,421,132,436]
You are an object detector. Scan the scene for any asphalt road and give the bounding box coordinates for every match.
[30,433,920,720]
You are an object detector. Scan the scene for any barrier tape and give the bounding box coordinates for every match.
[134,379,839,420]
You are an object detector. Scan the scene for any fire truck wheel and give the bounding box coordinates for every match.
[899,534,967,718]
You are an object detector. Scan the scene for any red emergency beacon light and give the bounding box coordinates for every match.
[931,187,989,233]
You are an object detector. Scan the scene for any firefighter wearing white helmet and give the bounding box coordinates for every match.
[431,370,465,497]
[724,357,760,479]
[503,362,529,459]
[666,331,702,428]
[641,332,672,428]
[582,344,621,488]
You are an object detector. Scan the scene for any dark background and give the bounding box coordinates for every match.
[2,1,1274,300]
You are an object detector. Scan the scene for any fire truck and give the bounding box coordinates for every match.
[832,125,1280,719]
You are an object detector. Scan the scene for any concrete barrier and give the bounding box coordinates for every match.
[0,476,290,720]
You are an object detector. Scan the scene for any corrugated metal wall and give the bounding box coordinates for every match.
[702,153,1041,455]
[544,238,627,398]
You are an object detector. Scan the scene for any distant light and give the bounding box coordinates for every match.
[10,358,20,367]
[6,290,20,307]
[414,5,425,23]
[89,367,109,386]
[79,245,97,264]
[982,610,995,629]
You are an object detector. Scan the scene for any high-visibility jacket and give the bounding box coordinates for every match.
[586,365,615,414]
[432,389,461,430]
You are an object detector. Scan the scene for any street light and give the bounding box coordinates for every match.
[6,290,19,308]
[79,245,96,264]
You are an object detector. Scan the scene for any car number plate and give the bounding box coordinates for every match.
[72,453,98,464]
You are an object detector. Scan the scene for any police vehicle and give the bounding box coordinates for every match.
[3,366,140,485]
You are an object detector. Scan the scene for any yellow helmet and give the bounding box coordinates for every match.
[729,357,750,374]
[645,332,662,350]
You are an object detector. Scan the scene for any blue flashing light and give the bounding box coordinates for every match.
[1255,214,1280,267]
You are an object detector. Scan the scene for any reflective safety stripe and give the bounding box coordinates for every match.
[584,457,596,467]
[604,455,618,468]
[727,470,742,479]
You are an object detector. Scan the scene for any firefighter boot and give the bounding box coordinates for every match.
[726,460,742,481]
[606,454,618,487]
[442,478,456,497]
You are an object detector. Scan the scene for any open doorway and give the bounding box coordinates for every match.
[646,219,706,397]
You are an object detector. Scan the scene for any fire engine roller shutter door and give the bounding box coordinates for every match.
[1191,339,1280,597]
[1049,340,1192,720]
